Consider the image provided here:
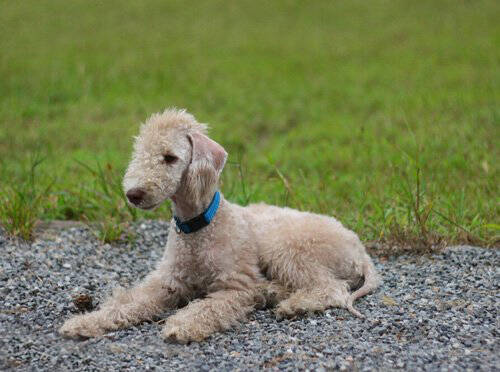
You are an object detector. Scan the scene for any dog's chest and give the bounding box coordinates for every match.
[166,233,225,288]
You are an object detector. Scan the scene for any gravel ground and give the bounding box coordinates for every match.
[0,221,498,371]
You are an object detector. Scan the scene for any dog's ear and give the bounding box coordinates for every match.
[188,132,227,176]
[183,132,227,201]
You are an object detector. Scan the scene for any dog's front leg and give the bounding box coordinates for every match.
[162,288,255,343]
[60,270,182,339]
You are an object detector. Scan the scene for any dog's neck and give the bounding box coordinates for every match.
[170,187,219,221]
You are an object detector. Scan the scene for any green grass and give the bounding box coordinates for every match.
[0,0,498,247]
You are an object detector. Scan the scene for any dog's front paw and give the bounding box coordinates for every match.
[59,314,105,339]
[162,319,209,343]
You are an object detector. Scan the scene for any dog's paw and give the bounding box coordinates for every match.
[162,323,185,344]
[274,301,308,320]
[59,314,105,339]
[161,319,208,343]
[274,307,295,320]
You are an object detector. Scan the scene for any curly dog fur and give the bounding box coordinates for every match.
[60,108,380,343]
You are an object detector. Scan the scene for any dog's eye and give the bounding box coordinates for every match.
[163,154,178,164]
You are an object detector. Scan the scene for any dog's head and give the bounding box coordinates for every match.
[123,108,227,210]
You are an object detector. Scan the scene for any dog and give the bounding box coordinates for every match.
[60,108,380,342]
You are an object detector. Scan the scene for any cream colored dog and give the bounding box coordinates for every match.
[60,108,380,343]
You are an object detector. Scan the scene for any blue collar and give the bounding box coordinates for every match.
[174,191,221,234]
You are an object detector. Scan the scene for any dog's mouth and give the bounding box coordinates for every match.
[139,203,159,210]
[128,200,160,210]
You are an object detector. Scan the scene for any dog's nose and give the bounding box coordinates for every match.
[126,188,146,205]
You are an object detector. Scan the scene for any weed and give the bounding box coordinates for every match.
[0,154,53,240]
[74,160,143,243]
[93,218,128,244]
[74,159,137,222]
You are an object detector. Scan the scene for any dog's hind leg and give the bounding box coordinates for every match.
[268,252,364,318]
[274,277,358,319]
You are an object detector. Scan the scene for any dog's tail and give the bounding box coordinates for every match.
[346,257,381,318]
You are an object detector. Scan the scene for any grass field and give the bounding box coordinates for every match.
[0,0,498,247]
